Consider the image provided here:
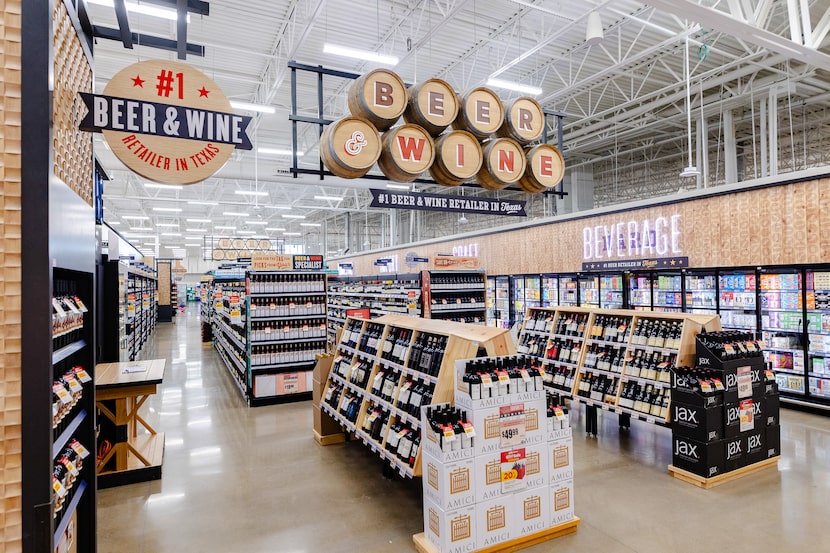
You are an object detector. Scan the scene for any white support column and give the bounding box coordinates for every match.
[760,98,768,178]
[768,87,779,176]
[389,210,397,247]
[724,109,738,183]
[696,117,709,188]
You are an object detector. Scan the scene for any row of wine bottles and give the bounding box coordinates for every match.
[623,349,676,383]
[343,323,449,377]
[52,366,92,430]
[249,273,325,294]
[250,320,327,342]
[250,297,326,317]
[629,318,683,349]
[429,273,485,290]
[576,372,670,417]
[362,403,420,469]
[458,355,545,399]
[250,343,325,366]
[697,330,764,360]
[53,439,90,518]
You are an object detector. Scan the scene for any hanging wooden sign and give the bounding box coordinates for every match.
[79,59,253,185]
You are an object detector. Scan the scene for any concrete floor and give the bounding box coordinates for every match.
[98,307,830,553]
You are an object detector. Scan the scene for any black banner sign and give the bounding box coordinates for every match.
[79,93,254,150]
[369,189,526,217]
[581,257,689,271]
[293,255,324,270]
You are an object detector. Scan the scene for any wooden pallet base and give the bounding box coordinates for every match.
[98,433,165,489]
[314,429,346,446]
[668,457,779,489]
[413,517,580,553]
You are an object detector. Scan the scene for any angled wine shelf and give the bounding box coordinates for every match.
[320,314,515,478]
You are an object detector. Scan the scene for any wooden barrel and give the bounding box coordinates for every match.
[246,239,259,249]
[212,249,225,261]
[232,238,245,249]
[519,144,565,194]
[258,239,272,250]
[403,78,459,136]
[218,238,231,249]
[347,69,407,131]
[476,138,526,190]
[497,96,545,144]
[428,130,483,187]
[452,87,504,140]
[377,123,436,182]
[320,116,382,179]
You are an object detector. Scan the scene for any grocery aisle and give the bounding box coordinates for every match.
[98,308,830,553]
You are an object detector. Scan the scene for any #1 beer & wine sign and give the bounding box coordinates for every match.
[369,189,526,217]
[79,60,253,185]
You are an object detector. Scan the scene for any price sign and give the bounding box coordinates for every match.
[739,399,755,432]
[499,404,526,448]
[737,366,753,399]
[500,448,526,493]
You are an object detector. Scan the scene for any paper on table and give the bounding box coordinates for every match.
[123,365,148,374]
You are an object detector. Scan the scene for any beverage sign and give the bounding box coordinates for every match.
[583,214,682,261]
[79,60,253,185]
[370,189,526,217]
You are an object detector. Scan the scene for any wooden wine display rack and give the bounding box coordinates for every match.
[320,314,515,478]
[518,307,721,426]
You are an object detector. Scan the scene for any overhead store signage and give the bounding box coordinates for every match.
[582,214,683,261]
[434,255,481,269]
[251,253,324,271]
[581,256,689,271]
[79,59,253,185]
[370,189,526,217]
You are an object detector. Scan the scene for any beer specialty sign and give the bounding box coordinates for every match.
[80,60,253,185]
[370,189,526,217]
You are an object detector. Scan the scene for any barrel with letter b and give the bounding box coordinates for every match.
[497,96,545,144]
[519,143,565,194]
[347,68,407,131]
[429,130,483,187]
[452,87,504,140]
[477,137,526,190]
[320,116,382,179]
[377,123,436,182]
[403,78,459,136]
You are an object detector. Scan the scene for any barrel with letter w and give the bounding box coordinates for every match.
[519,143,565,194]
[320,116,381,179]
[497,96,544,144]
[477,137,526,190]
[347,68,407,131]
[452,87,504,140]
[403,78,459,136]
[429,130,483,187]
[377,123,436,182]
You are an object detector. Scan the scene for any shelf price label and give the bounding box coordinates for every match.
[499,403,526,448]
[737,366,753,399]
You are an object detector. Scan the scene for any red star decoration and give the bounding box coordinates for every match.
[132,75,145,87]
[198,86,210,98]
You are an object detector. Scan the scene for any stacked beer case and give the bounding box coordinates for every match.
[671,337,781,478]
[419,357,575,553]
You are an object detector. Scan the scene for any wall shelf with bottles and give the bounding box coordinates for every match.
[320,314,515,478]
[487,275,511,328]
[124,266,158,362]
[422,270,487,325]
[212,270,327,406]
[518,306,721,428]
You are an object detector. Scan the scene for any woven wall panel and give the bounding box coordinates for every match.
[53,1,93,205]
[336,178,830,276]
[1,0,23,550]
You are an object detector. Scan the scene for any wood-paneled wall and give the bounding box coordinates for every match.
[332,177,830,276]
[1,1,23,550]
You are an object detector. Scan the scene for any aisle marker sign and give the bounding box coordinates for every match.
[79,60,253,185]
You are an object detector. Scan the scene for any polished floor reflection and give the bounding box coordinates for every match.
[98,308,830,553]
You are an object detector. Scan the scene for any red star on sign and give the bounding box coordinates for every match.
[198,86,210,98]
[132,75,145,87]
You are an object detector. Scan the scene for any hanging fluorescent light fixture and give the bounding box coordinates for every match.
[486,78,542,96]
[152,207,182,212]
[155,223,180,228]
[122,215,150,220]
[300,223,322,227]
[187,201,219,206]
[313,195,343,201]
[386,183,410,191]
[222,211,249,217]
[86,0,190,22]
[244,221,268,226]
[258,148,303,157]
[186,218,211,223]
[234,190,269,197]
[145,183,183,190]
[229,101,276,114]
[265,227,286,232]
[282,214,306,219]
[323,43,398,65]
[265,205,292,210]
[283,232,302,237]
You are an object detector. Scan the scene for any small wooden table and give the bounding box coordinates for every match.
[95,359,166,488]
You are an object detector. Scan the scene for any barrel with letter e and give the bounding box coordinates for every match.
[403,78,459,136]
[518,144,565,193]
[452,87,504,140]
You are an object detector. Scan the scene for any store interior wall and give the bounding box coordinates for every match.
[0,1,22,549]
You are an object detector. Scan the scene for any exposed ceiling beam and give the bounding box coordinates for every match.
[645,0,830,72]
[112,0,133,49]
[93,26,205,56]
[140,0,210,16]
[176,0,187,60]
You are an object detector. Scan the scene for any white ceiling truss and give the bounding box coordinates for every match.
[87,0,830,261]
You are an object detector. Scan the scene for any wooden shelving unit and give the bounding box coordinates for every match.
[320,314,514,478]
[517,306,721,428]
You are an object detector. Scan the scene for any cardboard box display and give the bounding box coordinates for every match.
[453,385,546,412]
[766,425,781,458]
[513,486,551,537]
[670,386,723,409]
[422,453,477,511]
[420,406,475,463]
[548,436,574,484]
[473,444,548,503]
[547,426,572,444]
[671,401,724,443]
[672,435,725,478]
[549,478,576,528]
[313,353,334,382]
[423,497,477,553]
[744,427,766,466]
[476,495,516,549]
[724,434,746,472]
[466,399,546,456]
[765,394,780,426]
[313,405,343,437]
[724,399,759,439]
